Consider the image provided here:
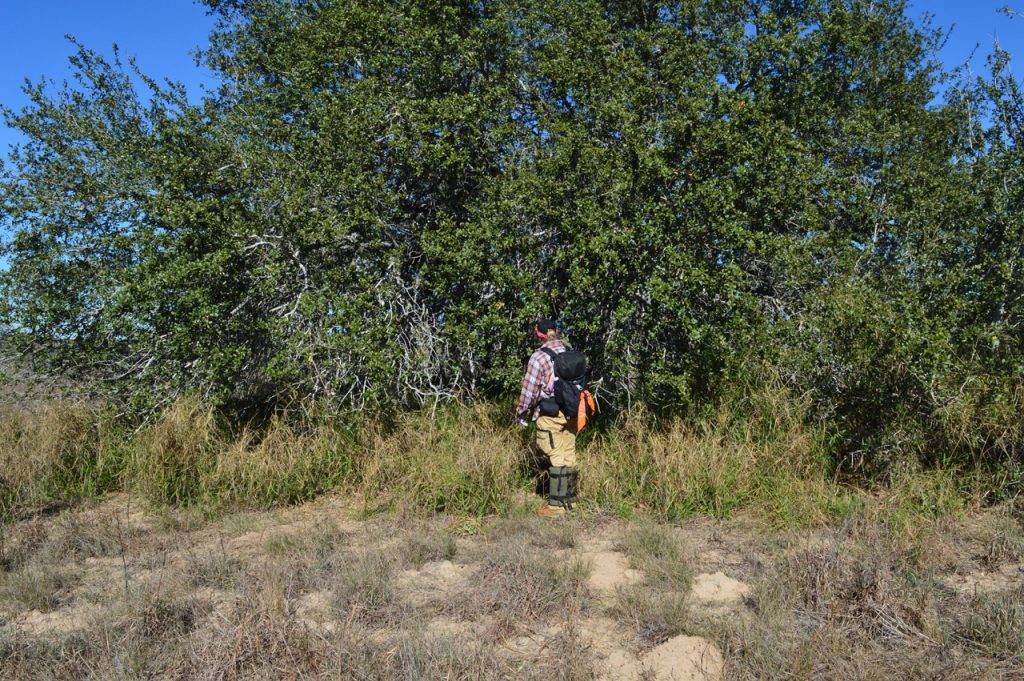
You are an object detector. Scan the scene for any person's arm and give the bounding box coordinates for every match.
[515,352,545,420]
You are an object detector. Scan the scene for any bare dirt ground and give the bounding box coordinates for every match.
[1,493,1022,680]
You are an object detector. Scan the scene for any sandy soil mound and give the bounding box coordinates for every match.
[295,590,337,633]
[398,559,472,607]
[584,616,643,680]
[587,551,643,591]
[9,604,102,637]
[641,635,725,681]
[576,539,643,593]
[690,571,751,606]
[945,562,1024,595]
[596,632,725,681]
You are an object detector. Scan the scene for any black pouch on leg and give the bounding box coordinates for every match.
[549,466,572,510]
[539,398,560,417]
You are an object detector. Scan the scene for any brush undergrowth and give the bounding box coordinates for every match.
[586,386,839,525]
[0,403,127,517]
[0,385,1005,525]
[695,500,1024,680]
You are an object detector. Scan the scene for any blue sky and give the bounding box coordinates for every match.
[0,0,1020,157]
[919,0,1023,72]
[0,1,218,155]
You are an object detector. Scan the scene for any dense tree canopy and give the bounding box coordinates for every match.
[1,0,1021,476]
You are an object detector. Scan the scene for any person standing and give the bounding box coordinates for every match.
[516,318,578,517]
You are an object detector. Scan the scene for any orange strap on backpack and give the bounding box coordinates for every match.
[577,390,597,430]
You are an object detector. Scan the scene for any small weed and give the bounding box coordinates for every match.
[479,515,578,551]
[309,519,350,559]
[249,557,307,616]
[331,552,401,627]
[401,526,458,568]
[264,531,307,556]
[0,564,77,613]
[180,597,327,679]
[220,510,265,535]
[618,522,692,590]
[0,519,49,572]
[127,590,203,641]
[980,516,1024,567]
[152,505,209,533]
[38,512,130,563]
[539,616,596,681]
[187,547,244,589]
[337,628,527,680]
[612,585,690,645]
[455,518,483,537]
[957,587,1024,660]
[531,517,578,550]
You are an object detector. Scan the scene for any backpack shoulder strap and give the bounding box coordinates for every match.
[539,347,558,361]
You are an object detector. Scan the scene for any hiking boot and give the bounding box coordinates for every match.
[537,504,567,518]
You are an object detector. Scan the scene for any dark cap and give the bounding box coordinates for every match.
[536,318,558,334]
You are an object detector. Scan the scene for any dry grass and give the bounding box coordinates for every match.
[130,398,220,506]
[610,521,694,645]
[38,510,136,563]
[584,387,838,525]
[0,402,123,517]
[2,391,849,527]
[0,517,50,571]
[186,546,245,590]
[2,492,1023,680]
[457,532,591,641]
[1,400,538,521]
[979,515,1024,568]
[207,416,357,508]
[0,497,597,680]
[3,392,1023,679]
[615,585,692,646]
[694,498,1024,680]
[398,522,459,568]
[478,514,585,553]
[617,521,693,590]
[357,403,527,515]
[0,564,78,613]
[956,587,1024,662]
[330,552,404,627]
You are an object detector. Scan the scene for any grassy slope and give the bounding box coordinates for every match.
[0,493,1022,680]
[1,396,1022,678]
[1,389,842,524]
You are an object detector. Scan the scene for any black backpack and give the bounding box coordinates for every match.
[541,347,597,429]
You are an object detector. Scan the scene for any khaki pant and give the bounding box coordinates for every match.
[536,413,577,467]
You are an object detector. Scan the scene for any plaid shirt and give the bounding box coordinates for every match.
[516,340,568,420]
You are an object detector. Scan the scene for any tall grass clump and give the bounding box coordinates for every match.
[128,397,224,506]
[128,399,526,513]
[357,403,526,515]
[932,377,1024,490]
[127,397,359,509]
[206,416,358,508]
[3,393,840,522]
[586,382,837,525]
[6,386,998,525]
[0,402,125,517]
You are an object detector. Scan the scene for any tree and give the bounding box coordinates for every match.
[1,1,1021,476]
